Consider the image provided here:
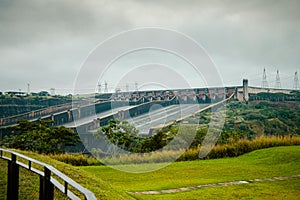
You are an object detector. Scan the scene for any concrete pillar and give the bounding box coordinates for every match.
[93,119,98,129]
[118,111,124,119]
[234,88,238,100]
[243,79,249,102]
[67,110,71,122]
[78,107,81,119]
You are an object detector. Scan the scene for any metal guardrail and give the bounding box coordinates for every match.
[0,148,97,200]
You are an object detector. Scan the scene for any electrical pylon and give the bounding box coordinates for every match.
[126,83,129,92]
[97,83,101,94]
[50,88,55,96]
[275,70,281,88]
[135,82,138,91]
[27,83,30,95]
[294,71,299,90]
[104,81,108,93]
[261,68,269,88]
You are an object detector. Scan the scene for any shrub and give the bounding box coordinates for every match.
[49,153,103,166]
[178,135,300,161]
[51,136,300,166]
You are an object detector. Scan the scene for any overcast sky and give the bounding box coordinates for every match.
[0,0,299,94]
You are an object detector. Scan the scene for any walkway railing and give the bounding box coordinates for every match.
[0,148,96,200]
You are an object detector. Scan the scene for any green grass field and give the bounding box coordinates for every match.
[80,146,300,199]
[1,146,299,199]
[134,179,300,200]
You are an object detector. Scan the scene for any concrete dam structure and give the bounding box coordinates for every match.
[0,79,298,141]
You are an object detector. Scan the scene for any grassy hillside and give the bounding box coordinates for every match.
[81,146,300,193]
[1,146,298,199]
[188,101,300,147]
[0,150,129,200]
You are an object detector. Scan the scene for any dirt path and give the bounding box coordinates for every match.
[130,174,300,195]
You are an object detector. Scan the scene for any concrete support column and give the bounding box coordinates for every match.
[78,107,81,119]
[67,110,71,122]
[243,79,249,102]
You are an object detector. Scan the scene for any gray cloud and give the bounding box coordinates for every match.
[0,0,299,93]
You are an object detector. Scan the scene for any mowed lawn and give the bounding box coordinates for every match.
[134,179,300,200]
[80,146,300,199]
[1,146,299,199]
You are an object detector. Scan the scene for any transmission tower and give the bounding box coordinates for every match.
[135,82,138,91]
[126,83,129,92]
[27,83,30,95]
[261,68,269,88]
[50,88,55,96]
[97,83,102,94]
[104,81,108,93]
[294,71,299,90]
[275,70,281,88]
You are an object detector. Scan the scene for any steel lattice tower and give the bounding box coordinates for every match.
[261,68,269,88]
[104,81,108,93]
[135,82,138,91]
[126,83,129,92]
[275,70,281,88]
[294,71,299,90]
[50,88,55,96]
[97,83,101,94]
[27,83,30,95]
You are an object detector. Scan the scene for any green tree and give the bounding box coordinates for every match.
[97,119,139,151]
[97,119,169,153]
[139,131,168,152]
[0,120,80,154]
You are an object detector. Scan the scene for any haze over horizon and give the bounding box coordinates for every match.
[0,0,299,94]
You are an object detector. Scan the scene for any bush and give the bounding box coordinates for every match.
[49,153,103,166]
[47,136,300,166]
[178,135,300,161]
[1,120,80,154]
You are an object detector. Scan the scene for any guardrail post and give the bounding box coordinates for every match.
[7,154,19,200]
[39,167,54,200]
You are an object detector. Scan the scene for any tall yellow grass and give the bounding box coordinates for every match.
[49,153,102,166]
[179,135,300,161]
[50,136,300,165]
